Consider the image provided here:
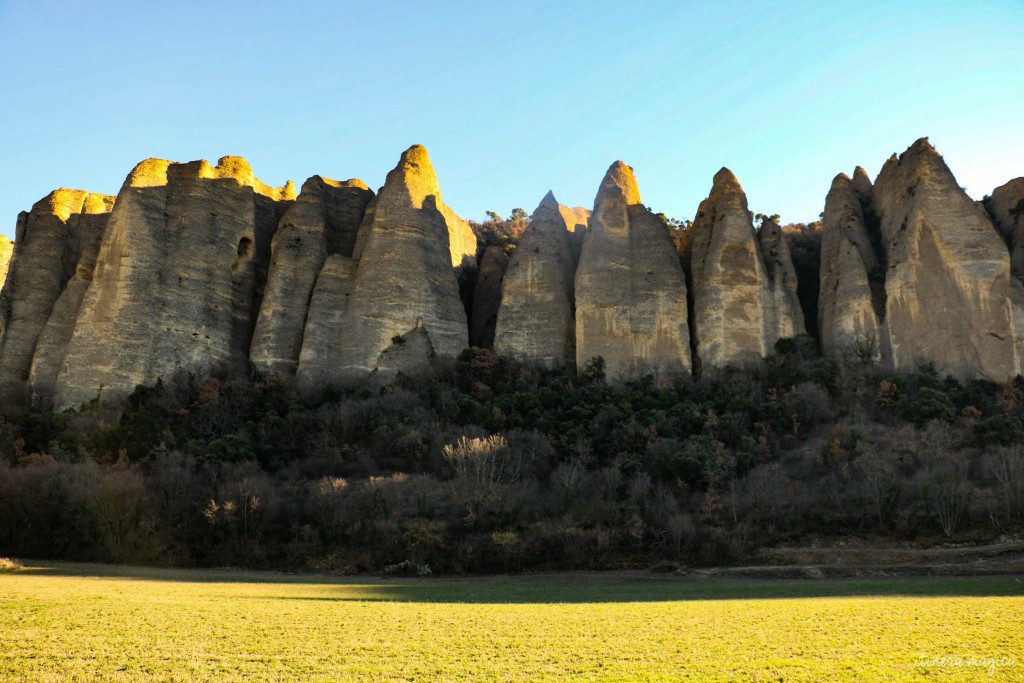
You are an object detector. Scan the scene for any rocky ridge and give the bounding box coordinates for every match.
[0,139,1021,409]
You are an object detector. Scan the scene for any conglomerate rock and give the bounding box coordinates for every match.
[686,168,803,368]
[987,177,1024,283]
[249,176,373,376]
[0,189,114,395]
[575,162,690,378]
[818,172,883,360]
[296,145,470,383]
[493,192,578,367]
[469,245,509,349]
[870,138,1021,380]
[52,156,293,409]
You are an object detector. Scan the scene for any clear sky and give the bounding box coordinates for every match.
[1,0,1021,238]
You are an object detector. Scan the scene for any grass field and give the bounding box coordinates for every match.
[1,562,1023,681]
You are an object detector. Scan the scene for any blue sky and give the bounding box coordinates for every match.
[1,0,1021,237]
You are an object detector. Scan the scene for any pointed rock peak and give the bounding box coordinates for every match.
[907,137,937,156]
[282,179,298,200]
[402,143,431,166]
[124,158,173,189]
[831,172,852,189]
[712,167,742,192]
[597,161,641,206]
[534,190,560,215]
[851,166,873,197]
[381,144,442,209]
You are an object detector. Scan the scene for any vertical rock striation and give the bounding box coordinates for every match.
[249,176,373,376]
[686,169,803,368]
[575,162,690,378]
[818,172,884,359]
[469,245,509,349]
[53,157,293,409]
[757,218,804,342]
[296,144,473,383]
[0,190,114,393]
[870,138,1019,379]
[494,192,578,367]
[986,177,1024,283]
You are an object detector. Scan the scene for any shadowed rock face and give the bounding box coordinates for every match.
[293,254,358,381]
[296,145,471,384]
[757,219,804,342]
[494,192,577,367]
[987,178,1024,283]
[0,190,114,394]
[687,168,803,368]
[249,176,373,376]
[52,157,293,409]
[870,138,1021,380]
[469,246,509,349]
[575,162,690,378]
[818,173,883,360]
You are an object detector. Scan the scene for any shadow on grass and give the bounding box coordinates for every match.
[10,561,1024,603]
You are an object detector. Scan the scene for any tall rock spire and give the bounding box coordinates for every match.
[686,168,803,368]
[0,189,114,397]
[249,176,373,376]
[297,144,470,383]
[494,191,578,367]
[869,138,1021,379]
[818,173,883,359]
[574,162,690,378]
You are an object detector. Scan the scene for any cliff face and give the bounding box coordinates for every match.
[52,157,293,409]
[296,145,471,384]
[493,192,578,367]
[818,140,1024,380]
[249,176,373,376]
[574,162,690,378]
[469,245,509,349]
[871,139,1019,380]
[686,169,803,368]
[0,190,114,395]
[987,178,1024,283]
[2,140,1023,407]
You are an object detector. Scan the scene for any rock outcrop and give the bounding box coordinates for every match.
[818,172,883,359]
[757,218,804,341]
[558,204,590,264]
[296,145,471,384]
[469,245,509,349]
[494,192,578,367]
[5,140,1024,406]
[249,176,373,376]
[52,157,293,409]
[0,236,13,294]
[575,162,690,378]
[869,138,1020,379]
[987,178,1024,283]
[686,169,804,368]
[0,190,114,394]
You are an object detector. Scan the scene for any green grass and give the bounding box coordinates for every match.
[2,563,1023,681]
